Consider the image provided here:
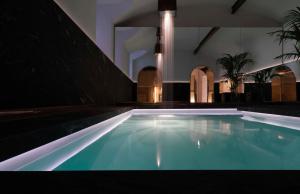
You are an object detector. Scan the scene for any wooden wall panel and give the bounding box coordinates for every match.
[272,71,297,102]
[137,69,158,103]
[272,77,281,102]
[281,72,297,102]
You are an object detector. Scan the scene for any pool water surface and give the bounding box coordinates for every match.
[55,115,300,170]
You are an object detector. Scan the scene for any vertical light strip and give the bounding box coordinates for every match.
[162,11,174,82]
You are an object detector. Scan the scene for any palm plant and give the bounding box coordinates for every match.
[217,52,254,95]
[250,69,276,85]
[269,7,300,60]
[249,69,279,102]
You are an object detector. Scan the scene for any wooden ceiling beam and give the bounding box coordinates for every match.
[231,0,247,14]
[193,27,220,55]
[193,0,247,55]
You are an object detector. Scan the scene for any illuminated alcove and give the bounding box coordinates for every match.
[272,66,297,102]
[137,67,162,103]
[190,66,214,103]
[219,80,244,94]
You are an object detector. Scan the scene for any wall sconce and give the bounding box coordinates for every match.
[154,27,162,55]
[154,43,162,55]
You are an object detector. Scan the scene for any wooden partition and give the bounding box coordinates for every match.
[272,67,297,102]
[137,67,161,103]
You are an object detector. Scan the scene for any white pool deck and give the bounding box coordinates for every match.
[1,108,300,171]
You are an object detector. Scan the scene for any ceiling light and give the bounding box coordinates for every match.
[158,0,177,12]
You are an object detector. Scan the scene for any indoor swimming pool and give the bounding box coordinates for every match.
[1,109,300,171]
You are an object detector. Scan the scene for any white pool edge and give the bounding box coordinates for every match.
[131,108,243,115]
[1,108,300,171]
[241,111,300,131]
[0,110,132,171]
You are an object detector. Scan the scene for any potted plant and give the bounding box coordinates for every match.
[217,52,254,102]
[248,68,279,103]
[269,7,300,61]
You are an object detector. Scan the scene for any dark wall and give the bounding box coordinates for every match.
[161,82,274,103]
[214,83,221,103]
[132,83,190,102]
[297,82,300,102]
[244,82,300,102]
[163,83,190,102]
[214,83,272,103]
[245,83,272,102]
[163,82,300,103]
[0,0,134,109]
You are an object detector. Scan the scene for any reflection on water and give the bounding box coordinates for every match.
[220,121,231,135]
[278,135,284,140]
[154,118,161,168]
[156,147,161,168]
[189,119,208,149]
[56,115,300,170]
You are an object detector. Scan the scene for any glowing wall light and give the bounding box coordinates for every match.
[219,80,231,93]
[219,80,244,94]
[153,86,162,103]
[190,91,196,103]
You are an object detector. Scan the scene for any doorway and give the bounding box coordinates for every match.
[137,67,162,103]
[190,66,214,103]
[272,66,297,102]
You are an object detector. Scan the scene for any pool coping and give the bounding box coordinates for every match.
[241,111,300,131]
[1,108,300,171]
[0,110,132,171]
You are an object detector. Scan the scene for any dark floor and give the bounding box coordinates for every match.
[0,105,132,162]
[2,171,300,193]
[1,102,300,162]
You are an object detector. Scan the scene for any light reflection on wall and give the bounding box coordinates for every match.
[161,11,174,82]
[190,92,196,103]
[154,53,163,103]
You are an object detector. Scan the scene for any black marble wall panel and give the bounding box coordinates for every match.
[214,83,221,103]
[173,83,190,102]
[132,83,190,102]
[244,83,300,102]
[157,82,300,103]
[163,83,190,102]
[0,0,134,109]
[214,83,272,103]
[244,83,272,102]
[297,82,300,102]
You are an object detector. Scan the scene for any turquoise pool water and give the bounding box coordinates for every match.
[55,115,300,170]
